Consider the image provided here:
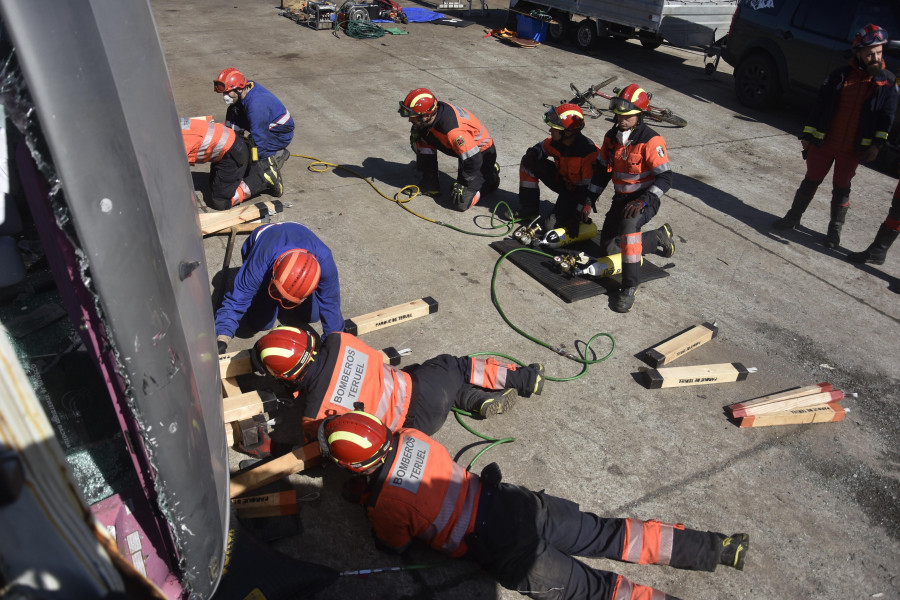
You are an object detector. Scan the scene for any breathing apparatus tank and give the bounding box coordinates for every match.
[574,253,643,278]
[539,221,598,249]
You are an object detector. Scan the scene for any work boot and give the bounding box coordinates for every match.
[612,286,637,313]
[528,363,545,396]
[482,162,501,196]
[264,158,284,198]
[773,178,819,230]
[417,173,441,198]
[719,533,750,571]
[824,187,850,249]
[847,225,899,265]
[477,388,518,419]
[656,223,675,258]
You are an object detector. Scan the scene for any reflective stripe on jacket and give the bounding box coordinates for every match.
[366,428,482,557]
[181,118,235,165]
[520,134,600,195]
[300,333,413,432]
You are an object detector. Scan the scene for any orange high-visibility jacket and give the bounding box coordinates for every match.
[590,122,671,201]
[521,134,600,193]
[180,118,236,165]
[300,333,413,437]
[365,428,482,558]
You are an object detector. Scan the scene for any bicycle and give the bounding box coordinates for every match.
[566,76,688,127]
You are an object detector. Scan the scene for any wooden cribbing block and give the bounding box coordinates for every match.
[344,297,438,336]
[221,376,242,398]
[223,390,275,423]
[727,383,832,415]
[219,349,253,380]
[232,490,299,519]
[643,322,718,368]
[198,200,283,235]
[739,403,845,428]
[639,363,754,389]
[225,422,235,447]
[730,390,844,418]
[230,441,321,498]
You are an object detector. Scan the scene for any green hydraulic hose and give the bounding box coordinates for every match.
[291,152,522,237]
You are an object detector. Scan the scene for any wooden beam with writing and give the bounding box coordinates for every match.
[643,322,718,368]
[343,297,438,336]
[639,363,755,389]
[230,441,321,498]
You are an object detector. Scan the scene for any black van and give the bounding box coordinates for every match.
[721,0,900,110]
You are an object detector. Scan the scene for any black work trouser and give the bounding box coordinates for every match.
[464,484,724,600]
[403,355,535,435]
[243,148,291,198]
[208,137,250,210]
[598,194,662,288]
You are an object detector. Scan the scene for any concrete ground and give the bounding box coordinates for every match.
[152,1,899,598]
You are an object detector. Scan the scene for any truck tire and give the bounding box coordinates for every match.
[639,34,663,49]
[575,20,598,50]
[734,52,782,109]
[547,14,571,43]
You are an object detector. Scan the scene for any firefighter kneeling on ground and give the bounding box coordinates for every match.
[399,87,500,211]
[181,116,255,211]
[253,325,544,441]
[588,84,675,314]
[214,67,294,203]
[320,411,750,600]
[517,103,601,248]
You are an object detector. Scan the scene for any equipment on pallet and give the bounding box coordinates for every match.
[305,1,337,29]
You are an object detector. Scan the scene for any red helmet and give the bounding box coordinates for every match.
[214,68,247,94]
[544,103,584,131]
[852,24,888,50]
[254,325,319,381]
[268,249,321,310]
[398,88,438,118]
[610,84,650,116]
[319,411,393,473]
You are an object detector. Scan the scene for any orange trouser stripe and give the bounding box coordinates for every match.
[613,575,667,600]
[621,232,642,264]
[623,519,678,565]
[469,357,511,389]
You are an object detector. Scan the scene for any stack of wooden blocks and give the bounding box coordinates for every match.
[726,383,851,428]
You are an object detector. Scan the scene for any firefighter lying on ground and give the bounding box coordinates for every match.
[252,325,544,440]
[587,84,675,314]
[214,67,294,202]
[215,222,343,354]
[399,87,500,211]
[320,411,750,600]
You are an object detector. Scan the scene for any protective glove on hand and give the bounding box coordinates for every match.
[450,181,467,206]
[623,198,647,219]
[578,202,592,222]
[217,335,232,355]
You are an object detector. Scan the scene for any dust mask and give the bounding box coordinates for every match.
[223,94,235,106]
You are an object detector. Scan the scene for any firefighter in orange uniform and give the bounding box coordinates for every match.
[518,104,601,245]
[321,412,750,600]
[181,117,254,210]
[399,88,500,211]
[253,327,544,440]
[588,84,675,313]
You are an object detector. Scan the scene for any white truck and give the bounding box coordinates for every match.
[508,0,738,51]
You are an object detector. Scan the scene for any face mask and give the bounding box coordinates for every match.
[617,128,631,145]
[223,93,235,106]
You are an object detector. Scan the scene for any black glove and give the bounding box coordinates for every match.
[622,198,647,219]
[217,340,228,354]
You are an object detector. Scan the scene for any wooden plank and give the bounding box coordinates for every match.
[223,390,274,423]
[230,441,321,498]
[343,297,438,336]
[232,490,299,519]
[727,383,832,415]
[643,322,718,368]
[221,376,242,398]
[219,349,253,380]
[198,200,283,235]
[639,363,754,389]
[225,422,235,447]
[730,390,844,418]
[739,403,845,428]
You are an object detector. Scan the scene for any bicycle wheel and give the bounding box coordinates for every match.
[646,106,687,127]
